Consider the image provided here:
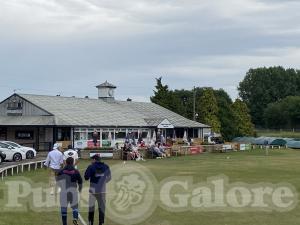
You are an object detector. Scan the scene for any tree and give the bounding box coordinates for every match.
[173,89,194,119]
[214,89,236,140]
[197,88,221,132]
[263,96,300,129]
[150,77,176,111]
[151,78,255,139]
[238,66,300,126]
[263,102,287,129]
[232,99,255,136]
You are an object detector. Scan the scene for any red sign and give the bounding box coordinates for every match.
[190,146,203,155]
[87,140,100,148]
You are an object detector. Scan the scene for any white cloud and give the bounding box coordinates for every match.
[1,0,299,39]
[0,0,300,102]
[0,0,180,39]
[148,46,300,99]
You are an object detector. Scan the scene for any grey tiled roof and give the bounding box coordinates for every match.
[144,118,166,126]
[96,81,116,88]
[0,115,55,126]
[5,94,210,128]
[119,101,210,128]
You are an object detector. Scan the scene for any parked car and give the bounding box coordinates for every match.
[1,141,36,159]
[0,150,6,164]
[0,142,26,162]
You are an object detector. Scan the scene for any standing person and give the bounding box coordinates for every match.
[84,154,111,225]
[187,137,193,146]
[44,143,64,195]
[92,129,98,147]
[57,157,83,225]
[63,145,79,169]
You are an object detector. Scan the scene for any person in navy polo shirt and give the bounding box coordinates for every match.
[84,154,111,225]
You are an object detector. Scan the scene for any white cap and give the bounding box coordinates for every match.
[53,143,60,150]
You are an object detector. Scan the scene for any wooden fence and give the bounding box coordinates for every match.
[0,160,46,181]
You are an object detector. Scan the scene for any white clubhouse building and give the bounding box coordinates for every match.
[0,82,211,150]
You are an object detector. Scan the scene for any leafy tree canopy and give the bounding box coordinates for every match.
[232,99,255,137]
[197,88,221,132]
[238,66,300,126]
[263,96,300,129]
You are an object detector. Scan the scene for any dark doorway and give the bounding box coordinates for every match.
[0,127,7,140]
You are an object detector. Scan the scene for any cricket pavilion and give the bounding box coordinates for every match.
[0,81,211,151]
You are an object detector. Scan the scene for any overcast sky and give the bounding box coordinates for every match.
[0,0,299,102]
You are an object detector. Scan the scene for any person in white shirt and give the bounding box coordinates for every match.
[44,143,64,195]
[63,145,79,169]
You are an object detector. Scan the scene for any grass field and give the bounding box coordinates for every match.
[1,149,300,225]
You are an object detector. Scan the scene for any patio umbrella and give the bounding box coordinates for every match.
[108,131,112,146]
[146,131,151,145]
[151,130,156,145]
[172,130,177,141]
[183,130,188,142]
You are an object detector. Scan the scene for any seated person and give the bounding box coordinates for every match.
[126,143,139,160]
[149,143,166,158]
[157,143,166,158]
[148,144,159,158]
[131,145,144,161]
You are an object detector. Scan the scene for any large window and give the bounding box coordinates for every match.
[166,129,173,138]
[127,129,139,139]
[175,128,185,138]
[57,128,70,141]
[188,129,194,138]
[141,132,149,138]
[73,128,151,141]
[74,132,80,141]
[115,131,126,139]
[74,131,88,140]
[102,132,110,140]
[88,132,97,140]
